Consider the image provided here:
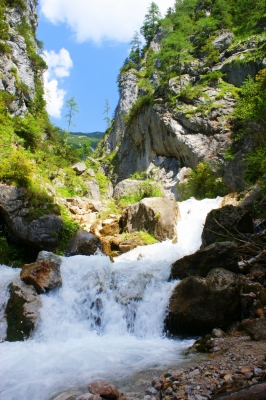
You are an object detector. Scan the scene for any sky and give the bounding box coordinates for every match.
[38,0,175,133]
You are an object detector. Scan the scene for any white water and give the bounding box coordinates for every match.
[0,197,221,400]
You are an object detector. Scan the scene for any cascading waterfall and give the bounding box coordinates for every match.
[0,197,221,400]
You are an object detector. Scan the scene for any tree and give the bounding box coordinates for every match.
[103,99,111,128]
[140,2,162,45]
[129,31,142,65]
[65,97,79,133]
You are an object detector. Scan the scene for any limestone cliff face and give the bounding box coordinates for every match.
[0,0,41,116]
[104,69,139,154]
[103,30,266,188]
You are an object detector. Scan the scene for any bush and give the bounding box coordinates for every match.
[119,179,163,207]
[0,151,35,187]
[177,161,228,200]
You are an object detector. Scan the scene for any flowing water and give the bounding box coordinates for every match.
[0,197,221,400]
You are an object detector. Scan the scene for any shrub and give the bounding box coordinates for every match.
[126,94,154,125]
[119,179,163,207]
[0,151,35,187]
[56,206,79,255]
[177,161,228,200]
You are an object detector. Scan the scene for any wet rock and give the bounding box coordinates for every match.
[88,380,120,399]
[5,279,41,341]
[145,387,158,396]
[66,230,101,256]
[119,238,143,253]
[76,394,102,400]
[212,328,225,338]
[20,253,62,294]
[201,205,254,248]
[121,197,180,241]
[165,268,240,335]
[242,318,266,341]
[170,242,239,279]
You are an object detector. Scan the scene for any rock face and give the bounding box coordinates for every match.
[165,268,240,335]
[170,242,239,280]
[201,205,254,247]
[121,197,180,241]
[5,279,41,341]
[0,183,63,250]
[0,0,39,116]
[105,69,139,155]
[20,252,62,294]
[242,318,266,341]
[114,105,232,182]
[113,179,142,200]
[66,229,101,256]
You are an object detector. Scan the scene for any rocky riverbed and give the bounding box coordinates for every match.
[50,333,266,400]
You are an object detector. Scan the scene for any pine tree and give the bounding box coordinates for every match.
[65,97,79,133]
[140,2,162,45]
[129,31,142,65]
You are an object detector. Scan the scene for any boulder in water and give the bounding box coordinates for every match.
[66,229,101,256]
[20,252,62,294]
[170,241,239,279]
[88,380,120,399]
[165,268,241,335]
[201,205,254,247]
[121,197,180,241]
[5,279,41,341]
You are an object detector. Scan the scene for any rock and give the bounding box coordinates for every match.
[20,254,62,294]
[212,328,225,338]
[165,268,240,335]
[145,387,158,395]
[51,392,82,400]
[219,56,264,87]
[113,179,142,200]
[76,395,102,400]
[201,205,254,248]
[66,230,101,256]
[0,183,62,251]
[119,237,143,253]
[215,382,266,399]
[88,380,120,399]
[84,179,101,201]
[242,318,266,341]
[5,279,41,341]
[121,197,180,241]
[72,162,87,174]
[212,30,234,53]
[170,242,239,279]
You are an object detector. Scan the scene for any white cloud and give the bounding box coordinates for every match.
[42,48,73,119]
[40,0,175,44]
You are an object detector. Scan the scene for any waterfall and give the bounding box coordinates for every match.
[0,197,221,400]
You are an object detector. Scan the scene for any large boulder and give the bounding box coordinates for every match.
[113,179,143,200]
[121,197,180,241]
[170,242,239,280]
[242,318,266,341]
[66,229,101,256]
[5,279,41,341]
[201,205,254,248]
[20,252,62,294]
[0,183,62,251]
[212,30,234,53]
[87,380,120,399]
[165,268,241,335]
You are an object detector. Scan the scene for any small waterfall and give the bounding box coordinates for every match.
[0,197,221,400]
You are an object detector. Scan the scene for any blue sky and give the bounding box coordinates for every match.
[37,0,174,133]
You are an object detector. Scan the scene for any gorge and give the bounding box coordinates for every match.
[0,0,266,399]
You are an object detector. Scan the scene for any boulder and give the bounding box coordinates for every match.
[119,237,143,253]
[66,229,101,256]
[242,318,266,341]
[165,268,240,335]
[72,162,87,174]
[113,179,142,200]
[76,395,102,400]
[20,252,62,294]
[121,197,180,241]
[5,279,41,341]
[88,380,120,399]
[170,242,239,280]
[201,205,254,248]
[212,30,234,53]
[0,183,62,251]
[84,179,101,201]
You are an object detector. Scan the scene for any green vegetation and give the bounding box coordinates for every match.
[119,179,163,207]
[56,206,79,255]
[177,161,228,200]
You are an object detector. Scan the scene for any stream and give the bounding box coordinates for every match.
[0,197,222,400]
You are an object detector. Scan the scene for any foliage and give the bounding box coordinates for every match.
[177,161,228,200]
[103,98,111,128]
[126,94,154,125]
[95,171,110,196]
[56,206,79,255]
[140,2,161,45]
[119,179,162,207]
